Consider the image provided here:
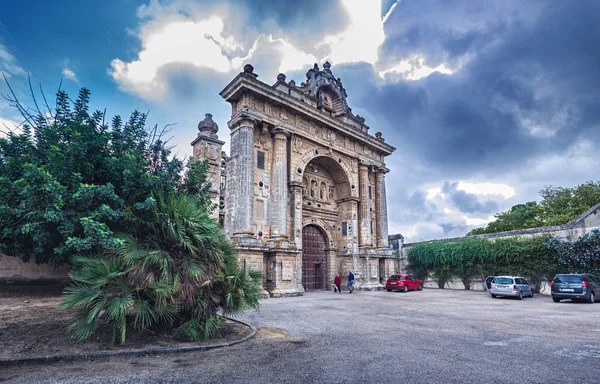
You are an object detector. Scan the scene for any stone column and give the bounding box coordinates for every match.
[375,170,389,248]
[358,163,372,246]
[269,130,289,238]
[229,119,256,237]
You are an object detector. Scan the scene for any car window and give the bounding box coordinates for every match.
[407,276,415,281]
[515,278,523,284]
[388,276,400,281]
[493,278,513,284]
[554,275,582,284]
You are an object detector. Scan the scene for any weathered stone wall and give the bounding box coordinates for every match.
[0,254,69,284]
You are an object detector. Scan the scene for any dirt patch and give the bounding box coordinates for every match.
[0,285,251,360]
[255,327,306,345]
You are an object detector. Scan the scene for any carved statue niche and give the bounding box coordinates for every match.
[302,177,308,196]
[329,186,335,200]
[310,180,318,198]
[320,182,327,200]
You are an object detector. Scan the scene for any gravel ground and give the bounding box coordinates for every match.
[3,289,600,383]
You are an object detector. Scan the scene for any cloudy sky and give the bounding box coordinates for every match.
[1,0,599,243]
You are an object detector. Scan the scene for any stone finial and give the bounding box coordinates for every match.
[375,132,384,141]
[277,73,287,82]
[323,61,331,71]
[289,79,296,87]
[198,113,219,134]
[243,64,254,74]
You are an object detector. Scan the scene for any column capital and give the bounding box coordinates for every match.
[374,166,390,174]
[271,125,292,137]
[288,180,303,189]
[227,111,261,131]
[272,129,290,140]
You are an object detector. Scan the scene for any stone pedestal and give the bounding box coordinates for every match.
[265,248,304,297]
[235,244,270,299]
[264,236,303,297]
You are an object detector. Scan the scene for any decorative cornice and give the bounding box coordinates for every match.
[220,72,396,156]
[190,135,225,147]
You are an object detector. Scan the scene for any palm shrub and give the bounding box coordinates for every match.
[60,192,262,345]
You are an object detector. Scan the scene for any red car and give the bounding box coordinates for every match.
[386,274,423,292]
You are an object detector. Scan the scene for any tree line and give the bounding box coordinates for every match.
[467,182,600,235]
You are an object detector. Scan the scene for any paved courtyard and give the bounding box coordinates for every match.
[3,289,600,383]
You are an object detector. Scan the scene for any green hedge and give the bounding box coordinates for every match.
[406,236,562,291]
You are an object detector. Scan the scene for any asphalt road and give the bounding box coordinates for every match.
[3,289,600,384]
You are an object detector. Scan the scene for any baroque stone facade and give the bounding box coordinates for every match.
[191,62,396,297]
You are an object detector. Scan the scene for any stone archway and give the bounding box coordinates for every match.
[302,225,328,291]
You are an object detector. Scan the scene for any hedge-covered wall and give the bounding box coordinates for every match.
[406,236,563,292]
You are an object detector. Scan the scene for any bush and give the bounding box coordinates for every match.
[60,193,262,345]
[546,228,600,277]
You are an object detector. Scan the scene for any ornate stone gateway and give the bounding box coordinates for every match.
[302,225,327,291]
[192,61,398,297]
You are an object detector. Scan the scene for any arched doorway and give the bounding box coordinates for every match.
[302,225,327,291]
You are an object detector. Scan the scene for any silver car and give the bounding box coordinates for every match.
[489,276,534,300]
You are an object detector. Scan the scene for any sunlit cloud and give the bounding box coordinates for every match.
[319,0,386,65]
[231,35,317,75]
[463,216,495,227]
[62,68,78,82]
[379,55,455,81]
[110,16,236,95]
[456,182,515,199]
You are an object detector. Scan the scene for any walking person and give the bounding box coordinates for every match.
[348,271,355,293]
[334,274,342,293]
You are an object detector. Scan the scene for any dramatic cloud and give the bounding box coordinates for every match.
[104,0,600,242]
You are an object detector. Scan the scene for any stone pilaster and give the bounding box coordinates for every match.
[358,163,372,246]
[289,181,303,249]
[269,129,290,237]
[375,170,389,248]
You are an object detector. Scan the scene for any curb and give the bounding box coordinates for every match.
[0,317,256,367]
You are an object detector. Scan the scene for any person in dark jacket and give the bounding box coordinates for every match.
[348,271,355,293]
[334,275,342,293]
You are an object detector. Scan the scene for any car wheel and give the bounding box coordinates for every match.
[490,294,496,298]
[403,285,408,293]
[530,290,534,298]
[589,292,595,304]
[518,291,523,300]
[417,284,423,291]
[552,297,560,303]
[386,289,391,292]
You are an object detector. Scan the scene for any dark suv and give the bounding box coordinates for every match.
[551,274,599,303]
